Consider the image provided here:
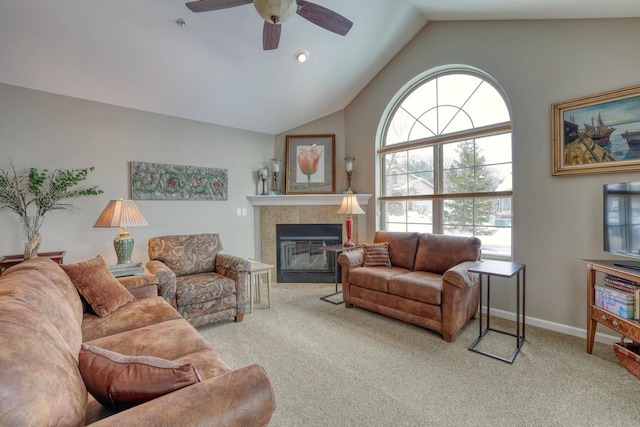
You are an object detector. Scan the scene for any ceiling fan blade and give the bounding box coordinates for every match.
[186,0,251,13]
[295,0,353,36]
[263,21,281,50]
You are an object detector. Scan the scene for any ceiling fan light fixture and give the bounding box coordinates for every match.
[294,50,310,63]
[254,0,297,24]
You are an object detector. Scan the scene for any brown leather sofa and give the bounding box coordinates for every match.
[0,257,275,426]
[339,231,481,342]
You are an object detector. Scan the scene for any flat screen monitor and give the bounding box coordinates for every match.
[604,182,640,270]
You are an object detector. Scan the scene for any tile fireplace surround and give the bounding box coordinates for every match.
[247,194,372,283]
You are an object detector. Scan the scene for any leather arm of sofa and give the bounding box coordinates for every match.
[216,254,251,315]
[441,261,481,342]
[89,364,276,427]
[145,260,178,309]
[442,261,480,289]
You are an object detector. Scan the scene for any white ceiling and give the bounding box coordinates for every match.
[0,1,639,135]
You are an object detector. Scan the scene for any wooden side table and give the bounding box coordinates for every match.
[468,260,526,364]
[0,251,66,273]
[248,260,272,313]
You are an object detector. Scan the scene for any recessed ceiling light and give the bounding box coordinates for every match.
[294,50,310,63]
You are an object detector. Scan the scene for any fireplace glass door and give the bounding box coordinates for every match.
[276,224,342,283]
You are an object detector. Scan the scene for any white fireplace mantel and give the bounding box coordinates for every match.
[247,194,372,207]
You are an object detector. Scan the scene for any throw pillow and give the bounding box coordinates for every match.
[60,255,134,317]
[363,242,392,267]
[79,344,202,410]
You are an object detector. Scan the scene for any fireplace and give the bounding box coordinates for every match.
[276,223,342,283]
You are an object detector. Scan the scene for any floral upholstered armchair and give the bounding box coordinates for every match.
[146,234,251,327]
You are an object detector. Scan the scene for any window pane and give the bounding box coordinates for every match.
[463,81,511,126]
[476,134,512,165]
[386,108,415,146]
[384,200,406,224]
[480,227,512,258]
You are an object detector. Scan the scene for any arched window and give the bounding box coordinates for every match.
[378,66,513,258]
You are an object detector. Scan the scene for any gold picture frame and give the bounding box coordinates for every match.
[552,84,640,176]
[285,134,336,194]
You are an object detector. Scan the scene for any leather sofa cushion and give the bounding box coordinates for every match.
[79,344,202,410]
[414,234,481,274]
[388,271,443,305]
[374,231,420,270]
[82,296,183,343]
[0,298,87,426]
[2,257,84,326]
[349,286,442,321]
[349,266,410,293]
[86,318,214,363]
[61,256,135,317]
[0,269,83,356]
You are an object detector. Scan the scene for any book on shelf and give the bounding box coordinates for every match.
[604,273,640,292]
[595,284,638,320]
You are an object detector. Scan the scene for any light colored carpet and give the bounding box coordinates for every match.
[198,284,640,427]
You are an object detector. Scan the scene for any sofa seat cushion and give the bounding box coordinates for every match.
[176,272,235,306]
[349,266,410,293]
[85,318,215,362]
[388,271,443,305]
[82,297,183,342]
[349,286,442,322]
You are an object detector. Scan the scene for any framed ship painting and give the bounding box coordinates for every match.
[552,84,640,176]
[285,134,336,194]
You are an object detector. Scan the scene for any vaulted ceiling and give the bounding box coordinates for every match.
[1,1,639,135]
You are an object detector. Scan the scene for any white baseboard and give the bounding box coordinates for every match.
[485,307,620,346]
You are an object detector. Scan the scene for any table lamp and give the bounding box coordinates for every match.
[93,198,148,264]
[337,190,365,247]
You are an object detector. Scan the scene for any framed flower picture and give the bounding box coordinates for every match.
[285,135,336,194]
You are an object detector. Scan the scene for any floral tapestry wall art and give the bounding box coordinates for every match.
[285,135,335,194]
[130,162,228,200]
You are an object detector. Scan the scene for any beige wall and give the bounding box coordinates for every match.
[0,83,274,264]
[343,18,640,339]
[3,18,640,341]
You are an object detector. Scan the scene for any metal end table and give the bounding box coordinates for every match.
[319,244,362,304]
[468,260,526,364]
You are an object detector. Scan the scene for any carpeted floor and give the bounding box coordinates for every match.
[198,283,640,427]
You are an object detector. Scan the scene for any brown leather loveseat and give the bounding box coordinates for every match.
[0,256,275,426]
[338,231,481,342]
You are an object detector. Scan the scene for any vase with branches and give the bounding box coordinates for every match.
[0,164,103,259]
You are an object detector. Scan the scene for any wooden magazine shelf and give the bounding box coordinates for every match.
[581,259,640,353]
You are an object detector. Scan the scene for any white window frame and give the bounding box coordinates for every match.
[375,65,513,259]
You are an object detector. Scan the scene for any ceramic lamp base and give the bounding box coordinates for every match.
[113,235,134,264]
[343,215,355,247]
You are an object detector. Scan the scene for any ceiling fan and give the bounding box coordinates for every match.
[185,0,353,50]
